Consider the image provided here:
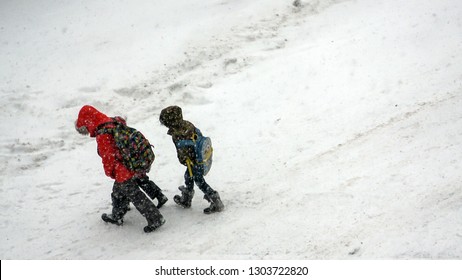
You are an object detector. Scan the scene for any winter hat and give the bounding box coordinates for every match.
[159,105,183,128]
[75,105,112,137]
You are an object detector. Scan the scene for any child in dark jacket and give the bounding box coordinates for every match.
[159,105,224,214]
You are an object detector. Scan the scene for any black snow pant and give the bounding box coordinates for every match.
[111,178,163,226]
[184,164,215,197]
[136,175,163,200]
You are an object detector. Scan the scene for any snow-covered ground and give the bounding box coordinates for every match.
[1,0,462,259]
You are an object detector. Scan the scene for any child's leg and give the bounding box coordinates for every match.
[191,165,224,214]
[119,178,164,227]
[137,176,168,208]
[184,169,195,191]
[192,165,215,196]
[111,183,130,219]
[172,169,196,208]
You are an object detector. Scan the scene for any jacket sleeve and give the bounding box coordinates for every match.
[173,121,197,166]
[96,134,117,179]
[176,144,195,166]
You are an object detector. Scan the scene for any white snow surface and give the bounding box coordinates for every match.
[1,0,462,259]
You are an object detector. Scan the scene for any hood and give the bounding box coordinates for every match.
[159,105,183,128]
[76,105,112,137]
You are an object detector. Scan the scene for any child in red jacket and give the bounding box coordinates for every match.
[75,105,165,233]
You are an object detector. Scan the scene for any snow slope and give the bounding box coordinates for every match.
[1,0,462,259]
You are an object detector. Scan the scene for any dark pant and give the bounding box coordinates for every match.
[111,178,163,225]
[136,175,163,200]
[184,164,215,196]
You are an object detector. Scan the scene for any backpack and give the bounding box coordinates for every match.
[96,119,155,173]
[176,128,213,176]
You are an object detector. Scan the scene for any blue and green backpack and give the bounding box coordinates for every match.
[175,128,213,176]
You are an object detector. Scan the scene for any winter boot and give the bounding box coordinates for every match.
[203,191,224,214]
[138,179,169,209]
[156,193,169,209]
[144,216,166,233]
[101,213,123,226]
[173,186,194,208]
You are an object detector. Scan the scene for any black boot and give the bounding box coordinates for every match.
[138,179,169,209]
[173,186,194,208]
[122,204,131,212]
[101,213,123,225]
[203,191,224,214]
[156,193,169,209]
[144,216,166,233]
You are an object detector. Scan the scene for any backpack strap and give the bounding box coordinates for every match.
[185,158,194,177]
[175,139,194,148]
[194,128,203,138]
[95,122,115,136]
[175,128,202,148]
[95,118,125,136]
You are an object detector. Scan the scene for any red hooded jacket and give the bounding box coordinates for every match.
[76,105,135,183]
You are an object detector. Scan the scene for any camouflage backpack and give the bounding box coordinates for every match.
[96,118,155,173]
